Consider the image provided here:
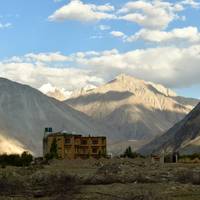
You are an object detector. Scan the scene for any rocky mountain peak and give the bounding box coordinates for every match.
[65,74,199,151]
[107,74,177,98]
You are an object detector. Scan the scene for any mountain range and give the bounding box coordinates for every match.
[0,78,110,155]
[65,74,199,153]
[140,102,200,155]
[0,74,199,155]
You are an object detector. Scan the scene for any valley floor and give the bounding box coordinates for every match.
[0,158,200,200]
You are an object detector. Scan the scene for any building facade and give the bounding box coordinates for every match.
[43,129,107,159]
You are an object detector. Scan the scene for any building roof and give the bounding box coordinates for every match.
[45,131,106,138]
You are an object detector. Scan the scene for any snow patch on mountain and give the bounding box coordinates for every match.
[39,83,97,101]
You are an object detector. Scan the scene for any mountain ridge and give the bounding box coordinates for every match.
[0,75,199,155]
[139,102,200,155]
[0,77,111,155]
[65,74,199,151]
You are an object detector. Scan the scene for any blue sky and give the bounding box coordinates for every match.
[0,0,200,98]
[0,0,143,57]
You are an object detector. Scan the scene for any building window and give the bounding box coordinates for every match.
[83,148,88,154]
[65,147,71,154]
[92,139,98,145]
[75,139,80,145]
[92,148,98,154]
[79,147,88,154]
[81,140,87,145]
[102,148,106,154]
[65,138,71,144]
[75,147,79,153]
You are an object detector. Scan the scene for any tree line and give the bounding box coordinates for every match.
[0,151,33,167]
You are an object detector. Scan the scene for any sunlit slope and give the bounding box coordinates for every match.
[66,74,198,145]
[0,78,110,155]
[140,102,200,155]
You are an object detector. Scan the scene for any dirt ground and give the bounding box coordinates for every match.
[0,158,200,200]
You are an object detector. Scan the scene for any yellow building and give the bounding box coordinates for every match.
[43,128,107,159]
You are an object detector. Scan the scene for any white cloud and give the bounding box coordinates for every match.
[0,61,104,91]
[119,1,184,30]
[96,3,115,12]
[99,24,110,31]
[1,45,200,93]
[74,45,200,88]
[48,0,198,34]
[181,0,200,8]
[48,0,116,22]
[24,52,71,62]
[125,26,200,44]
[0,22,12,29]
[110,31,127,39]
[4,52,71,64]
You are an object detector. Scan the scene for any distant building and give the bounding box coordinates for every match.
[151,152,179,164]
[164,152,179,163]
[151,154,163,164]
[43,128,107,159]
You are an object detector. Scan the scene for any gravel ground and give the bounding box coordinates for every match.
[0,158,200,200]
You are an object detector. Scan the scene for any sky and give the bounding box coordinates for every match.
[0,0,200,98]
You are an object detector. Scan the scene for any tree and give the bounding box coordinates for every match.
[122,146,139,158]
[21,151,33,166]
[0,152,33,167]
[45,153,53,161]
[49,138,58,159]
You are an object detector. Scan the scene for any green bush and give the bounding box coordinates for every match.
[121,146,143,158]
[21,151,33,166]
[45,153,54,161]
[179,153,200,161]
[50,138,58,159]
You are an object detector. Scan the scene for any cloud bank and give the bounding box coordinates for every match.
[1,45,200,93]
[49,0,115,22]
[1,0,200,95]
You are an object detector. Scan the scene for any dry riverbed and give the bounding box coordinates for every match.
[0,158,200,200]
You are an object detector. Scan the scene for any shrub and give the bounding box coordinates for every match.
[121,146,143,158]
[21,151,33,166]
[179,153,200,161]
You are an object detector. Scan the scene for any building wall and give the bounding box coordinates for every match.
[44,135,65,159]
[43,133,107,159]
